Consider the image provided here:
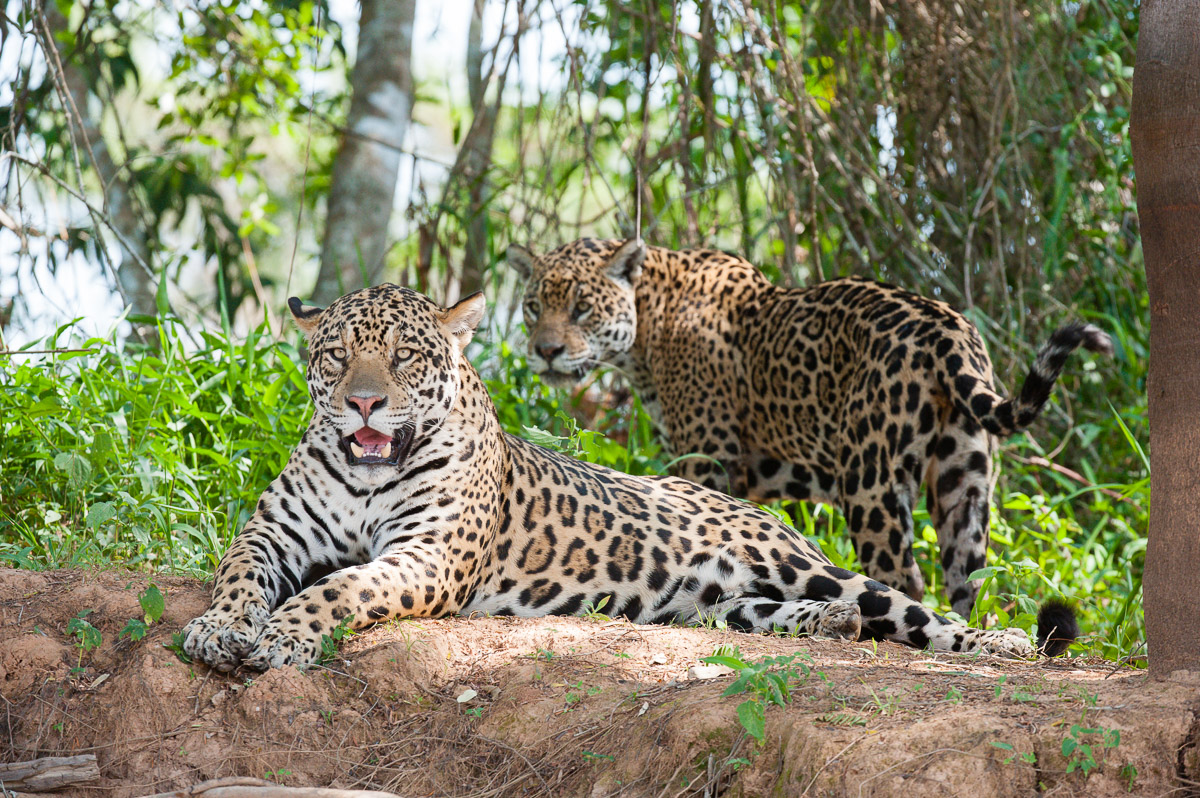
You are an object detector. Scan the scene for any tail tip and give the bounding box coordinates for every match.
[1078,323,1115,356]
[1060,321,1113,355]
[1036,598,1079,657]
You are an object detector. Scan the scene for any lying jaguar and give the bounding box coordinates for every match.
[181,284,1073,671]
[509,239,1112,616]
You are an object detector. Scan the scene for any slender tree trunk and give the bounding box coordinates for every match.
[459,0,500,299]
[45,4,155,322]
[314,0,416,306]
[1130,0,1200,677]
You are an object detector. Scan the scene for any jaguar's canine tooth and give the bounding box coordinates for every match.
[350,441,365,458]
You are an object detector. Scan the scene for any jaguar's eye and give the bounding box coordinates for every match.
[572,300,592,320]
[524,299,541,321]
[328,347,348,363]
[394,346,416,364]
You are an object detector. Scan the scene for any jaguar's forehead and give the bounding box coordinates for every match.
[530,239,624,297]
[539,238,621,272]
[315,284,442,344]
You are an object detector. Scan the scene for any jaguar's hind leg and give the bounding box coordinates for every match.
[711,597,862,640]
[927,419,996,617]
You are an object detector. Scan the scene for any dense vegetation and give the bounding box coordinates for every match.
[0,0,1146,664]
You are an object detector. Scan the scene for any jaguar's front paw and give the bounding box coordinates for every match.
[242,615,326,671]
[181,602,271,671]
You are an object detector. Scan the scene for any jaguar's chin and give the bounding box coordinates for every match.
[338,425,415,468]
[538,368,587,389]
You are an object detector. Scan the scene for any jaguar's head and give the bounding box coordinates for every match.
[507,238,644,388]
[289,285,484,480]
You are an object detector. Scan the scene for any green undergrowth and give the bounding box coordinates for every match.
[0,314,1147,664]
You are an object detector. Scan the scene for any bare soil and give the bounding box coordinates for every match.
[0,568,1196,797]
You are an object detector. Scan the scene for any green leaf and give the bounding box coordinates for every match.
[736,700,765,742]
[521,425,569,449]
[155,269,170,317]
[54,452,93,490]
[722,675,751,697]
[92,430,115,467]
[139,584,166,624]
[164,632,192,663]
[966,566,1000,582]
[68,615,102,652]
[991,741,1014,751]
[701,655,747,670]
[120,618,149,641]
[86,502,117,529]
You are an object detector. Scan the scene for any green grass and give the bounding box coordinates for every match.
[0,314,1146,664]
[0,317,310,575]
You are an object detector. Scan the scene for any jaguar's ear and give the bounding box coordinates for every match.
[440,292,487,351]
[288,297,324,337]
[507,244,538,281]
[604,238,647,286]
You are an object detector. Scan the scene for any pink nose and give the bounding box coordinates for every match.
[346,394,387,423]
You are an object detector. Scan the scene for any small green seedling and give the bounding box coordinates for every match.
[318,615,356,664]
[121,583,167,642]
[701,646,813,743]
[581,595,612,622]
[67,610,102,667]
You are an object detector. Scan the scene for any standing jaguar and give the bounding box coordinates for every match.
[181,285,1074,672]
[509,238,1112,616]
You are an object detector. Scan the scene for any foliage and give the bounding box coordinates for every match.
[1061,723,1122,776]
[318,614,356,665]
[67,610,103,655]
[701,646,814,743]
[119,582,167,641]
[0,317,310,574]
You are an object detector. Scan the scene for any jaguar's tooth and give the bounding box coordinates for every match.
[350,441,365,458]
[380,442,392,459]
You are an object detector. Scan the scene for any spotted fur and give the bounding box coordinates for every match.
[510,239,1112,616]
[180,285,1063,671]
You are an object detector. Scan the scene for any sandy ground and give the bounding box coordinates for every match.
[1,568,1196,797]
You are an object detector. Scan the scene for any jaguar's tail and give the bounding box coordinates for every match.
[1036,599,1079,657]
[949,324,1112,437]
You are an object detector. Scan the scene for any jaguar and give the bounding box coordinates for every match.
[509,238,1111,616]
[180,285,1077,671]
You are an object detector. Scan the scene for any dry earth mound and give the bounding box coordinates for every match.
[0,569,1195,797]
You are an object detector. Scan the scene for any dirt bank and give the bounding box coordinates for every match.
[0,569,1194,797]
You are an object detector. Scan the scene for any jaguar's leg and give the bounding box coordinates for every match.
[712,597,862,640]
[926,414,996,617]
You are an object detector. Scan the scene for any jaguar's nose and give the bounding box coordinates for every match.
[347,394,387,423]
[535,343,566,363]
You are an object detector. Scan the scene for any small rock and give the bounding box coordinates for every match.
[650,653,667,665]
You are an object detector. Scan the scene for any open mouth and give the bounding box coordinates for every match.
[339,425,415,467]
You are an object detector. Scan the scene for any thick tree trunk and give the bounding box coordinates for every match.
[1130,0,1200,677]
[313,0,416,306]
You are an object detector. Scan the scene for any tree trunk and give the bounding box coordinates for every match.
[45,4,156,323]
[459,0,500,299]
[1130,0,1200,677]
[313,0,416,306]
